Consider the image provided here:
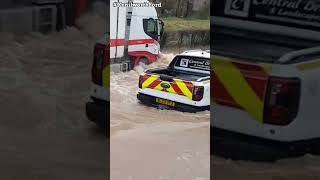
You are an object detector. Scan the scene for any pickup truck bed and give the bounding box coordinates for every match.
[146,68,208,82]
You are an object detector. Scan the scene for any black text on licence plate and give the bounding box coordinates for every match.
[156,98,175,107]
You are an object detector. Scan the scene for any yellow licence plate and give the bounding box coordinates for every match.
[156,98,176,107]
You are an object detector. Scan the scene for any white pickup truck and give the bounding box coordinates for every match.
[211,0,320,160]
[137,50,210,112]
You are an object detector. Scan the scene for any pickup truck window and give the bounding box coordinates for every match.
[172,56,210,74]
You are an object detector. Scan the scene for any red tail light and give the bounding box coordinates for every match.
[139,75,144,88]
[92,43,106,85]
[263,77,300,125]
[192,86,204,101]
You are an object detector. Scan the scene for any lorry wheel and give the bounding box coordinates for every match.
[138,58,150,68]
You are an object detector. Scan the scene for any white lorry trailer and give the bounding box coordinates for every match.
[110,0,164,72]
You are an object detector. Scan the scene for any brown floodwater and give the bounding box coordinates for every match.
[0,11,107,179]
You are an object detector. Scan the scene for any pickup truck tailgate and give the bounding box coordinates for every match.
[140,73,194,100]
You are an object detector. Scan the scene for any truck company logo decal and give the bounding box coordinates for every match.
[212,55,269,122]
[218,0,320,30]
[180,58,189,67]
[225,0,251,17]
[141,75,194,100]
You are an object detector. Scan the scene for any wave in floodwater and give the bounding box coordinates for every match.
[0,11,105,132]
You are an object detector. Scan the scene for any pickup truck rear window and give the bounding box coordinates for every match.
[211,0,320,64]
[172,56,210,73]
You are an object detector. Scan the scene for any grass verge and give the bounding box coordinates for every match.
[162,17,210,32]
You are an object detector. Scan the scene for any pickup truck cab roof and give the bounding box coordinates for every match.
[179,50,210,59]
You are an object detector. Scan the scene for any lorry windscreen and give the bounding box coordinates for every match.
[171,56,210,75]
[143,18,158,41]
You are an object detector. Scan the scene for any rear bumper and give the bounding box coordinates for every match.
[137,93,209,113]
[86,97,109,128]
[212,127,320,161]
